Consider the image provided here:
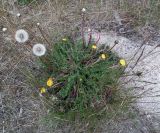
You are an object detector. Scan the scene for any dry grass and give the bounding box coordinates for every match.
[1,0,160,132]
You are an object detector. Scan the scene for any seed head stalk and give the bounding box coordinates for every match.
[37,25,52,46]
[81,10,85,48]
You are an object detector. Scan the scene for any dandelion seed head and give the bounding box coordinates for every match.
[2,27,7,32]
[15,29,29,43]
[82,8,86,12]
[37,22,40,26]
[16,13,21,17]
[88,28,91,32]
[32,43,46,57]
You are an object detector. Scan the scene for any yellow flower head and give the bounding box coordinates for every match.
[92,44,97,50]
[47,78,54,87]
[62,38,67,41]
[100,54,107,60]
[40,87,46,94]
[119,59,126,66]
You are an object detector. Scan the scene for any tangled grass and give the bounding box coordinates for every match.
[114,0,160,28]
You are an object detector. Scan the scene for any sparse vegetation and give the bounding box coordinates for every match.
[1,0,160,132]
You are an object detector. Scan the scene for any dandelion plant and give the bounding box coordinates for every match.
[30,37,130,125]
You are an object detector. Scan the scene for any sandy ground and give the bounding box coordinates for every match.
[91,31,160,117]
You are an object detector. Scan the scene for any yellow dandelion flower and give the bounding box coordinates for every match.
[100,54,107,60]
[119,59,126,66]
[62,38,67,41]
[40,87,46,94]
[92,44,97,50]
[47,78,54,87]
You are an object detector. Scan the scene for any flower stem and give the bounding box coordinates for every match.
[37,25,52,46]
[81,12,85,48]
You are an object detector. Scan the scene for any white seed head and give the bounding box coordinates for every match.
[37,22,40,26]
[82,8,86,12]
[88,28,91,32]
[16,13,21,17]
[15,29,29,43]
[32,44,46,57]
[2,27,7,32]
